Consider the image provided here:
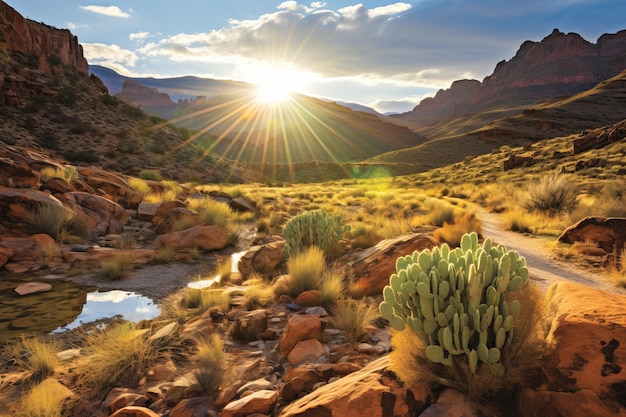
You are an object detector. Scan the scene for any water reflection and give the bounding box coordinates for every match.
[54,290,160,332]
[187,251,244,290]
[0,277,159,341]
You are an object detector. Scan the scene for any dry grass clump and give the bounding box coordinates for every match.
[127,177,152,195]
[389,284,546,402]
[14,336,59,379]
[427,202,456,227]
[286,245,325,296]
[524,173,578,215]
[80,322,156,388]
[40,165,78,183]
[187,197,233,228]
[348,222,383,249]
[24,204,72,241]
[319,271,345,310]
[433,211,482,246]
[193,334,231,397]
[20,378,70,417]
[100,253,134,280]
[331,298,378,344]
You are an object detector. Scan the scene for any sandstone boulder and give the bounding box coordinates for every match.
[503,154,534,171]
[75,166,143,209]
[0,234,62,272]
[558,217,626,253]
[543,282,626,413]
[238,237,285,278]
[221,389,278,417]
[109,406,161,417]
[287,338,327,366]
[278,315,323,358]
[62,191,130,236]
[339,233,437,297]
[147,225,229,252]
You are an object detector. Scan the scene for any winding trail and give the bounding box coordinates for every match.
[476,207,624,295]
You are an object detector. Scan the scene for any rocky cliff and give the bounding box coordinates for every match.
[397,29,626,130]
[0,1,88,74]
[116,79,176,107]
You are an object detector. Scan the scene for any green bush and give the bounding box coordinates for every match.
[139,169,163,181]
[380,232,532,387]
[282,209,349,259]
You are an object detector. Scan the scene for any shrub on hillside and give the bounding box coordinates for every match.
[282,209,349,259]
[524,173,578,214]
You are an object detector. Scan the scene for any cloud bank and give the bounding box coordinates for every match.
[79,5,130,18]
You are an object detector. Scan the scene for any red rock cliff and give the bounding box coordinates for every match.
[0,1,89,74]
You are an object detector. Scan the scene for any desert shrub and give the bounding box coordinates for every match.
[505,211,540,234]
[348,222,382,249]
[127,177,152,195]
[171,216,200,232]
[138,169,163,181]
[193,334,230,397]
[525,173,578,214]
[428,203,456,227]
[381,233,545,399]
[433,212,482,246]
[286,245,325,296]
[100,253,134,280]
[20,378,68,417]
[331,298,377,344]
[57,87,76,106]
[152,248,175,264]
[183,288,203,309]
[24,203,72,241]
[14,336,59,379]
[282,209,349,259]
[188,198,233,228]
[40,165,78,183]
[81,322,156,388]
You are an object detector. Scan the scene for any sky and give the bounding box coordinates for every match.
[6,0,626,113]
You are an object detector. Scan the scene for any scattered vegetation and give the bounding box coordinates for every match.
[286,245,325,296]
[100,253,134,280]
[20,378,68,417]
[13,336,59,379]
[193,334,230,397]
[331,298,377,344]
[282,209,349,259]
[24,203,72,241]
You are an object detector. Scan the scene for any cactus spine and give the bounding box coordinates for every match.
[379,232,529,375]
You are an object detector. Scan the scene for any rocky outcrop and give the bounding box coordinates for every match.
[558,216,626,253]
[116,80,176,107]
[0,1,88,74]
[398,29,626,127]
[574,120,626,154]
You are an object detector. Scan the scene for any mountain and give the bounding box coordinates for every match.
[89,64,255,101]
[0,1,256,183]
[392,29,626,137]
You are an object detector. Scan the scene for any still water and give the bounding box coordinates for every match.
[0,276,159,341]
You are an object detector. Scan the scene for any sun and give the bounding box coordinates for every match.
[250,64,309,104]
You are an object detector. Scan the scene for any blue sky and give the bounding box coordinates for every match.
[6,0,626,113]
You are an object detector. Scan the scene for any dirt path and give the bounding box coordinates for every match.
[475,207,624,295]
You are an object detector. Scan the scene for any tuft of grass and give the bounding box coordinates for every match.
[138,169,163,181]
[504,211,537,234]
[525,173,578,214]
[286,245,325,296]
[319,271,345,310]
[127,177,152,195]
[40,165,78,183]
[193,334,230,397]
[433,212,482,246]
[153,248,175,264]
[80,322,156,388]
[188,198,234,228]
[183,288,204,309]
[331,298,377,344]
[100,253,134,280]
[428,203,456,227]
[20,378,69,417]
[24,204,72,241]
[15,336,59,379]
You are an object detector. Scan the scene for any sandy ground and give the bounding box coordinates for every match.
[476,207,625,295]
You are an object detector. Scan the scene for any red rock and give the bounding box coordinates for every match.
[221,390,278,417]
[339,233,437,297]
[147,225,229,252]
[169,397,215,417]
[287,339,327,366]
[278,315,323,358]
[503,154,534,171]
[0,234,62,272]
[14,282,52,295]
[62,191,130,236]
[232,309,269,342]
[520,388,625,417]
[109,406,161,417]
[544,282,626,409]
[294,290,322,307]
[558,217,626,253]
[238,239,285,278]
[117,79,175,107]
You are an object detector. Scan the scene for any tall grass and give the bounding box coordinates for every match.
[193,334,230,397]
[15,336,59,379]
[286,245,325,296]
[331,298,377,344]
[100,253,134,280]
[40,165,78,183]
[319,271,345,310]
[20,379,69,417]
[80,322,156,388]
[24,204,72,241]
[187,198,233,227]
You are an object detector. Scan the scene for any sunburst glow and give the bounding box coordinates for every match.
[251,64,310,104]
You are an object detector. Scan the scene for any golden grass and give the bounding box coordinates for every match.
[20,379,69,417]
[127,177,152,195]
[331,298,377,344]
[286,245,325,296]
[40,165,78,183]
[319,271,345,310]
[193,334,230,397]
[80,322,155,388]
[24,204,72,241]
[100,253,135,280]
[187,197,233,228]
[433,211,482,246]
[14,336,59,379]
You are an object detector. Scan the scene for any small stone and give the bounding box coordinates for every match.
[15,282,52,296]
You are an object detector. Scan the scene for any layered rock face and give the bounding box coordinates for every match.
[399,29,626,126]
[0,1,88,74]
[116,80,176,107]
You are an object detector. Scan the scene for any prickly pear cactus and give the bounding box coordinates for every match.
[379,232,529,376]
[282,209,350,258]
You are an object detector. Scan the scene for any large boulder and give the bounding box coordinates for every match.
[542,282,626,415]
[0,234,62,272]
[238,237,285,278]
[278,356,431,417]
[61,191,130,236]
[338,233,438,297]
[278,314,323,358]
[147,225,229,252]
[558,217,626,253]
[75,166,143,209]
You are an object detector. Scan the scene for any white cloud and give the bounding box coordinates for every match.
[129,31,150,42]
[67,22,77,29]
[82,42,138,75]
[79,5,130,18]
[311,1,326,8]
[369,2,412,18]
